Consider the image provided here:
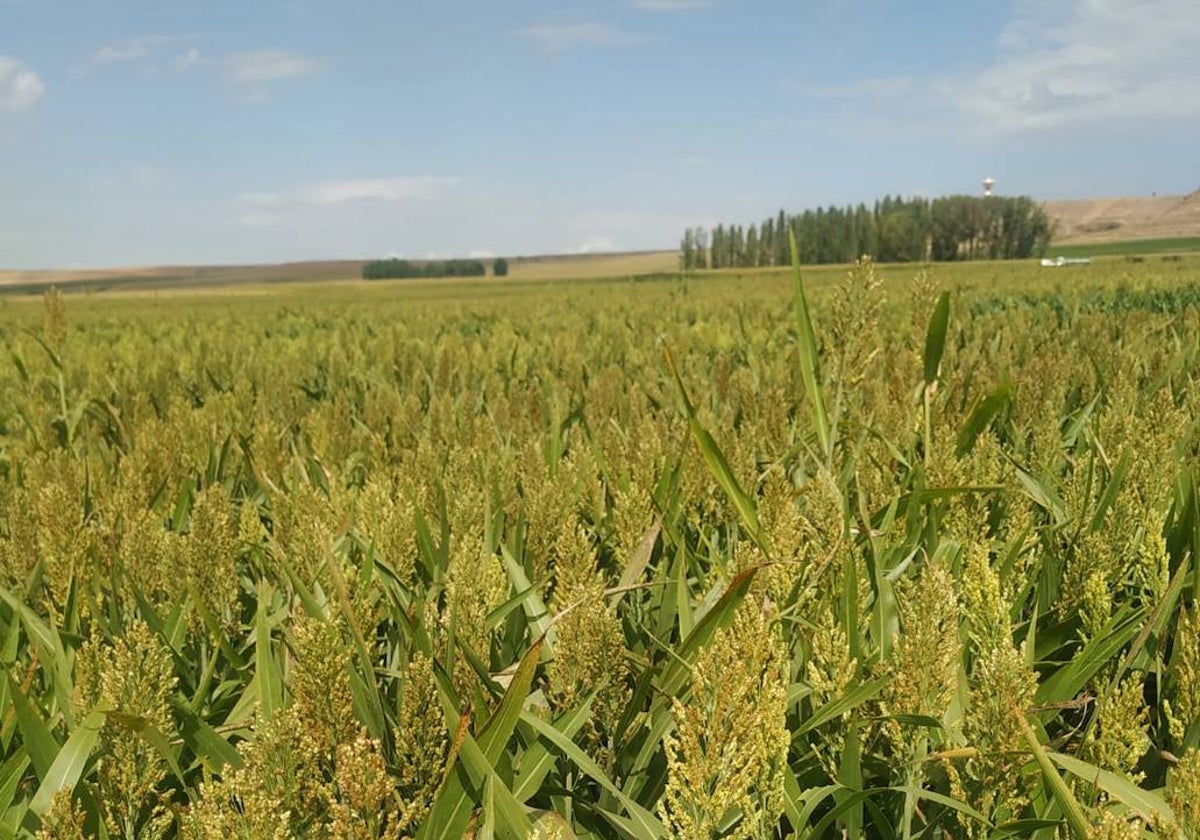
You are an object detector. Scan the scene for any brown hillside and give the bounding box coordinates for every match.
[1045,190,1200,243]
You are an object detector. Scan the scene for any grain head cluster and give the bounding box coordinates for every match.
[2,253,1200,838]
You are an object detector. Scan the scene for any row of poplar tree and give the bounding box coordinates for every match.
[680,194,1053,269]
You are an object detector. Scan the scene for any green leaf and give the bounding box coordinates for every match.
[923,291,951,387]
[500,546,555,654]
[420,640,541,840]
[107,713,186,786]
[0,588,72,715]
[478,639,541,756]
[1015,468,1067,525]
[1089,449,1132,532]
[324,545,388,743]
[789,229,831,459]
[991,820,1063,837]
[785,779,841,836]
[6,675,58,780]
[794,675,891,739]
[0,752,30,818]
[658,566,758,700]
[1050,752,1173,824]
[514,697,594,803]
[663,344,763,550]
[254,582,282,719]
[29,710,105,817]
[955,383,1012,457]
[1017,714,1090,839]
[614,520,661,604]
[176,704,242,772]
[837,719,864,837]
[1036,607,1142,708]
[474,762,532,840]
[521,711,667,840]
[478,773,496,840]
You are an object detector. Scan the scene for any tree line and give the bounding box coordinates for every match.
[362,257,508,280]
[680,194,1053,269]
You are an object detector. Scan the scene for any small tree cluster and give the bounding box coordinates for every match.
[362,258,488,280]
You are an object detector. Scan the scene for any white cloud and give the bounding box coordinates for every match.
[172,48,203,72]
[240,176,459,210]
[84,39,321,101]
[223,50,322,84]
[576,236,619,253]
[627,0,710,9]
[0,56,45,112]
[780,1,1200,138]
[956,0,1200,133]
[212,50,323,102]
[92,36,177,66]
[519,23,643,55]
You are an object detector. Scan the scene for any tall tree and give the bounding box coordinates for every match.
[680,228,695,270]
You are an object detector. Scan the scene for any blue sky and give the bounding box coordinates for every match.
[2,0,1198,269]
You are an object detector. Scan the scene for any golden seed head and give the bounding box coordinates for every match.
[884,562,961,747]
[394,651,449,834]
[1163,748,1200,836]
[73,619,178,838]
[289,613,358,756]
[1090,811,1144,840]
[1091,675,1150,780]
[659,601,789,840]
[1172,605,1200,736]
[35,790,87,840]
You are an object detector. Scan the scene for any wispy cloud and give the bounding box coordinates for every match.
[239,176,459,216]
[783,0,1200,138]
[165,48,322,100]
[84,38,322,100]
[627,0,710,10]
[0,56,44,112]
[575,236,619,254]
[91,35,178,66]
[954,0,1200,133]
[211,50,323,101]
[223,50,322,84]
[171,48,203,73]
[519,22,643,55]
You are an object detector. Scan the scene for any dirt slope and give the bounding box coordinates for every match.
[1045,190,1200,243]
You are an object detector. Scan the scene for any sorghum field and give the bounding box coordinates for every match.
[2,252,1200,839]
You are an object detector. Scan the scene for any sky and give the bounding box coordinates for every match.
[1,0,1198,269]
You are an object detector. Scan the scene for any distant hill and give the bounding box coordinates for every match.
[4,193,1200,293]
[0,251,680,293]
[1044,190,1200,244]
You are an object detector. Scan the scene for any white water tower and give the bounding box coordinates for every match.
[982,176,996,197]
